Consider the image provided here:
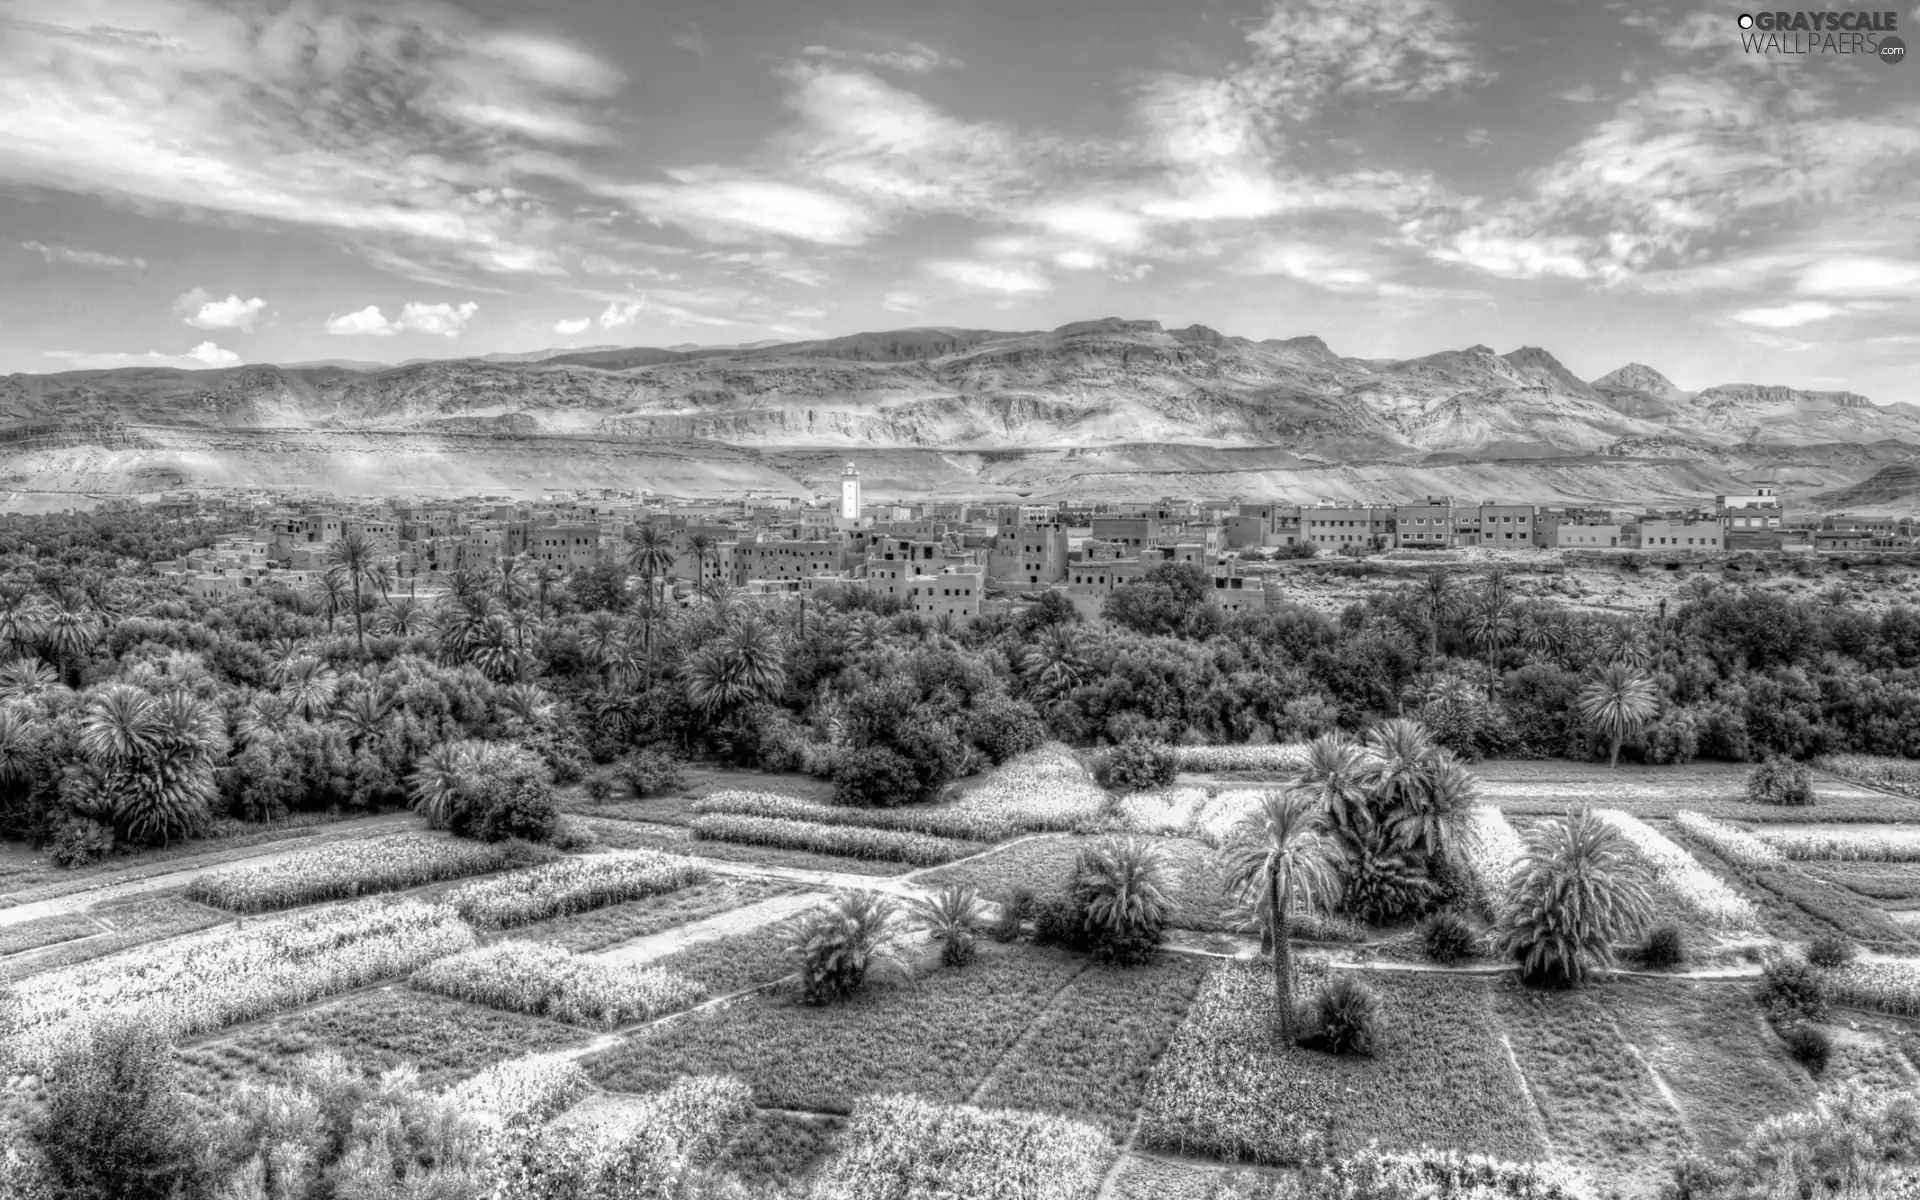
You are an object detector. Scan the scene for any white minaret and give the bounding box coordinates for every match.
[839,463,861,521]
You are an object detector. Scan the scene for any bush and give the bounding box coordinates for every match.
[1028,893,1089,952]
[833,744,922,808]
[1071,836,1174,966]
[48,818,114,869]
[1342,845,1439,925]
[1747,755,1815,806]
[547,819,597,852]
[1637,924,1687,969]
[470,772,560,844]
[618,747,686,798]
[583,775,616,804]
[786,891,910,1006]
[1808,934,1857,969]
[1780,1022,1832,1074]
[1300,975,1380,1056]
[32,1017,194,1200]
[1106,737,1177,794]
[1758,956,1828,1023]
[1421,911,1475,965]
[990,885,1034,942]
[966,695,1048,765]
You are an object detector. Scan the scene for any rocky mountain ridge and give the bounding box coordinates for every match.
[2,317,1915,510]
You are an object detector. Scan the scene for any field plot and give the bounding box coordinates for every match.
[1491,980,1694,1198]
[1,892,231,981]
[511,876,800,953]
[713,1110,845,1194]
[1476,761,1920,823]
[583,941,1090,1113]
[808,1094,1115,1200]
[972,954,1208,1140]
[1137,962,1544,1166]
[446,849,710,928]
[1592,978,1812,1157]
[575,816,915,877]
[413,940,705,1029]
[175,987,590,1097]
[184,834,544,913]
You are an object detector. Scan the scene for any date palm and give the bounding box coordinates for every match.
[0,657,60,704]
[909,883,985,967]
[326,531,381,659]
[1386,757,1479,862]
[1220,790,1344,1041]
[686,533,716,594]
[1022,625,1090,701]
[1073,837,1176,965]
[329,689,395,750]
[1498,808,1654,986]
[1463,575,1515,702]
[626,525,677,685]
[497,682,553,731]
[686,619,786,719]
[1579,663,1660,768]
[234,692,296,746]
[1419,567,1455,676]
[279,656,340,721]
[1288,732,1373,859]
[77,685,221,845]
[41,588,98,687]
[577,611,628,686]
[406,741,473,830]
[786,890,911,1006]
[0,588,45,659]
[464,613,523,682]
[377,597,427,638]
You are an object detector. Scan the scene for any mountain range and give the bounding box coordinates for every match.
[3,317,1917,513]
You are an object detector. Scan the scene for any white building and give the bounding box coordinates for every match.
[839,464,862,522]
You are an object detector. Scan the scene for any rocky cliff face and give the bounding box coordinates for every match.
[3,318,1917,506]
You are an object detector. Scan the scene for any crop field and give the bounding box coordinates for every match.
[1475,761,1920,823]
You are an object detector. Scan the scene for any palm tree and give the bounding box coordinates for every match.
[1073,837,1176,964]
[463,613,523,682]
[77,683,161,765]
[1220,790,1344,1041]
[378,597,427,638]
[0,658,60,704]
[1022,625,1090,701]
[0,588,45,660]
[41,588,98,687]
[1578,663,1660,768]
[626,525,677,684]
[497,682,553,731]
[687,533,716,596]
[577,611,627,686]
[329,689,394,750]
[909,883,985,967]
[0,705,38,805]
[76,685,221,845]
[686,619,787,719]
[326,531,381,659]
[1288,732,1373,858]
[1463,574,1515,702]
[279,657,340,721]
[1419,567,1455,676]
[314,570,348,635]
[1498,808,1654,986]
[234,692,296,746]
[528,562,563,623]
[1360,718,1441,816]
[406,741,472,830]
[1386,757,1478,862]
[786,890,911,1006]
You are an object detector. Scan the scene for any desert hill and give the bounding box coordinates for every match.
[1,318,1915,510]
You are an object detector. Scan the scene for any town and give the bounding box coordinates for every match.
[119,468,1911,624]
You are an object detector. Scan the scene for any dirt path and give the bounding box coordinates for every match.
[0,814,426,928]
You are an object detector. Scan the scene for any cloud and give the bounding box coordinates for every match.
[1555,85,1598,102]
[173,288,267,332]
[1724,301,1843,329]
[619,171,878,245]
[802,37,963,73]
[924,259,1051,294]
[1237,0,1494,123]
[671,25,710,57]
[0,0,627,281]
[324,301,480,338]
[553,317,590,335]
[18,240,145,270]
[600,300,644,328]
[881,290,925,313]
[1796,257,1920,298]
[42,341,240,371]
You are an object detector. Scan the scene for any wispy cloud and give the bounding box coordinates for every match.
[1723,301,1843,329]
[924,259,1051,294]
[42,341,240,371]
[18,240,145,270]
[801,36,963,73]
[324,301,479,338]
[553,317,591,335]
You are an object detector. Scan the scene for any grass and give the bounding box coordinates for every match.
[0,911,102,958]
[1,892,231,981]
[174,986,590,1098]
[510,877,799,953]
[582,941,1090,1114]
[1667,830,1912,949]
[713,1110,845,1193]
[689,813,987,866]
[1805,861,1920,902]
[1592,977,1812,1158]
[1138,962,1544,1167]
[574,816,915,877]
[973,954,1208,1141]
[647,920,801,998]
[1490,979,1693,1199]
[920,834,1237,931]
[1475,760,1920,824]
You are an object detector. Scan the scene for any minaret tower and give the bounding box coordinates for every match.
[839,463,861,522]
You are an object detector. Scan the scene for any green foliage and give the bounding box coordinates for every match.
[1497,808,1655,986]
[691,813,983,866]
[47,816,114,867]
[964,693,1048,765]
[1342,843,1438,924]
[1747,755,1815,806]
[1298,974,1381,1056]
[1757,956,1828,1023]
[1071,836,1175,966]
[832,743,922,808]
[1420,911,1475,965]
[583,774,616,803]
[618,746,686,797]
[1807,933,1856,968]
[1106,736,1178,794]
[786,890,911,1006]
[910,883,984,968]
[31,1017,194,1200]
[1779,1022,1832,1074]
[1637,923,1687,969]
[989,884,1035,942]
[1669,1080,1920,1199]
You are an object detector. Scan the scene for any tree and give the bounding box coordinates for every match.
[1103,562,1210,637]
[41,588,97,686]
[1072,836,1175,965]
[686,619,787,720]
[72,684,223,845]
[1498,808,1654,986]
[379,595,428,638]
[687,532,716,596]
[32,1016,194,1200]
[1220,790,1344,1041]
[326,531,381,660]
[279,656,339,720]
[1463,572,1515,702]
[910,883,984,967]
[1289,732,1373,859]
[786,890,910,1005]
[627,523,678,684]
[1578,663,1660,768]
[1419,567,1455,677]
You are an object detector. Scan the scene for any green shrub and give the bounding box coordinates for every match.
[467,767,560,844]
[1757,957,1828,1023]
[1420,911,1475,965]
[547,819,597,853]
[1747,756,1815,806]
[990,885,1034,943]
[1343,844,1438,925]
[785,891,910,1006]
[1638,924,1687,969]
[582,775,616,804]
[1780,1022,1832,1075]
[910,884,984,969]
[1106,737,1176,794]
[1808,934,1856,969]
[966,695,1048,765]
[1071,836,1174,966]
[1301,974,1380,1056]
[48,818,114,869]
[618,747,686,798]
[1028,894,1089,952]
[32,1017,194,1200]
[833,744,921,808]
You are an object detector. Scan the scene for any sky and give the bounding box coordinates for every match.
[1,0,1917,399]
